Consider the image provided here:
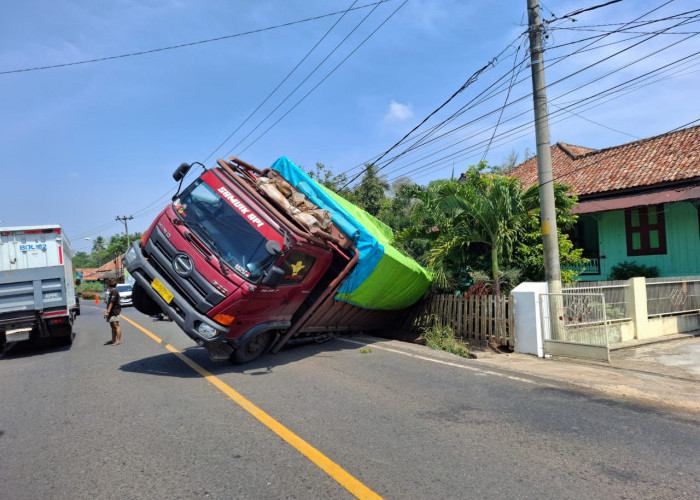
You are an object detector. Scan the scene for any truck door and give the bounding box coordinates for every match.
[262,249,321,319]
[226,246,331,337]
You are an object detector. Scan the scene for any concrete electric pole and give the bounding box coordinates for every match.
[115,215,134,248]
[527,0,563,332]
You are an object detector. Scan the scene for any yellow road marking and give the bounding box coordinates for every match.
[120,314,383,500]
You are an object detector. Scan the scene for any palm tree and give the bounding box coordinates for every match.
[90,236,105,253]
[353,163,389,216]
[404,168,536,295]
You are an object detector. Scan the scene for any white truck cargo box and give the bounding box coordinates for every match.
[0,225,77,347]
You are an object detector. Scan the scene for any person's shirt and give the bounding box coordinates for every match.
[108,288,122,316]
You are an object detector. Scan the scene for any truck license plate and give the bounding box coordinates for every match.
[151,278,174,303]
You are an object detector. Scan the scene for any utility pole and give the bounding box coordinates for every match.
[115,215,134,249]
[527,0,563,335]
[115,215,133,283]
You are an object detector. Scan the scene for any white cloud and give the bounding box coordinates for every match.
[384,100,414,123]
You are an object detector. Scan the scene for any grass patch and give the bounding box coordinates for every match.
[422,316,471,358]
[359,348,372,354]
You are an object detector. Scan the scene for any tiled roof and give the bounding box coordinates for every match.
[77,256,124,281]
[77,268,100,281]
[506,125,700,197]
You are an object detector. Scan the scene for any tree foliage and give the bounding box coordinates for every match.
[304,162,353,198]
[351,163,389,217]
[399,163,536,294]
[75,232,141,268]
[511,184,585,283]
[397,161,584,294]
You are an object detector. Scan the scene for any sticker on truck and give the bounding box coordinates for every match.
[19,244,47,251]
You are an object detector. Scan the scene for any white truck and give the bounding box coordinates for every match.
[0,225,78,349]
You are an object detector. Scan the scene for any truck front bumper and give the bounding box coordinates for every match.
[123,241,230,353]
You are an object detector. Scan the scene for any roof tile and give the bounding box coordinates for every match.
[507,125,700,196]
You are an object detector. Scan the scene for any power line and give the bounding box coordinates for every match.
[378,64,698,181]
[369,6,699,182]
[72,1,699,239]
[0,1,393,76]
[667,118,700,132]
[339,32,528,190]
[546,8,700,31]
[226,0,389,158]
[375,30,700,183]
[547,0,624,23]
[340,2,676,186]
[202,0,366,163]
[385,50,700,184]
[548,103,640,139]
[481,43,526,161]
[234,0,409,157]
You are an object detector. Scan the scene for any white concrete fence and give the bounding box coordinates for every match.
[511,276,700,357]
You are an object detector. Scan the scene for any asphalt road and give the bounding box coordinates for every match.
[1,305,698,499]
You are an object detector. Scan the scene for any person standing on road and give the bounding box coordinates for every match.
[104,280,122,345]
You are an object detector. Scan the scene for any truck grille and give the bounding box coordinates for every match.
[144,228,225,313]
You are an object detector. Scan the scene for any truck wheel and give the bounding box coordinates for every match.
[132,282,162,316]
[50,324,73,346]
[229,331,274,364]
[60,330,74,346]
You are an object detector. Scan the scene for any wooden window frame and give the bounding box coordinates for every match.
[624,204,667,256]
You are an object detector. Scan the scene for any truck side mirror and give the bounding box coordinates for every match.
[262,266,284,288]
[173,163,192,181]
[265,240,282,255]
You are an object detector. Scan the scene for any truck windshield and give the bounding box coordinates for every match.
[173,178,279,281]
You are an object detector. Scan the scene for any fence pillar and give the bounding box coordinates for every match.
[511,282,548,357]
[628,277,651,339]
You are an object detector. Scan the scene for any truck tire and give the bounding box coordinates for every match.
[49,324,73,346]
[132,282,162,316]
[229,330,274,364]
[59,330,74,346]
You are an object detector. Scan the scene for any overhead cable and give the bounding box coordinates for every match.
[203,0,364,163]
[0,1,393,76]
[233,0,409,157]
[227,0,389,157]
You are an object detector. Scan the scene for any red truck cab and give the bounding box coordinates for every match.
[124,158,353,362]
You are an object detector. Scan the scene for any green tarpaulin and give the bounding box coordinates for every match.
[272,157,432,310]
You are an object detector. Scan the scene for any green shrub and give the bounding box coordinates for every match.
[610,261,660,280]
[80,282,104,292]
[422,315,471,358]
[81,292,96,300]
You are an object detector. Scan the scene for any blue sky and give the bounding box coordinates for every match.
[1,0,698,253]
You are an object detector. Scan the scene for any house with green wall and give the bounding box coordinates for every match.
[508,125,700,281]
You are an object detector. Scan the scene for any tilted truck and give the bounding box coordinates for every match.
[123,156,432,363]
[0,225,78,349]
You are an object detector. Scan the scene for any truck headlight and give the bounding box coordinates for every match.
[125,244,138,264]
[197,323,217,339]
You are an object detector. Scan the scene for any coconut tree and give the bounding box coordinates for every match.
[90,236,106,253]
[402,166,536,295]
[352,163,389,217]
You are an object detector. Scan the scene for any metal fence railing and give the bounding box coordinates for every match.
[563,281,630,320]
[563,256,601,276]
[646,276,700,317]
